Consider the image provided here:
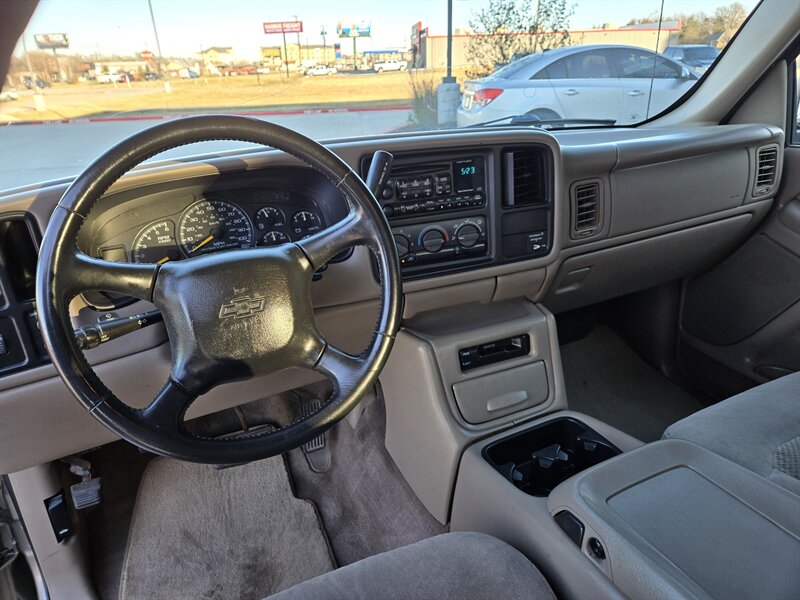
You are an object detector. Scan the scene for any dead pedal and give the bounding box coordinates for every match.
[301,399,331,473]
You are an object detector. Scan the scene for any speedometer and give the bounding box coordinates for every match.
[177,198,253,257]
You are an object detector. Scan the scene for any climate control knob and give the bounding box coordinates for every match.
[393,234,411,257]
[455,223,482,248]
[420,228,447,253]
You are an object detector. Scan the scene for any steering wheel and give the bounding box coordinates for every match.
[35,115,401,464]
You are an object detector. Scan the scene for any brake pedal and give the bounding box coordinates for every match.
[61,456,102,509]
[301,399,331,473]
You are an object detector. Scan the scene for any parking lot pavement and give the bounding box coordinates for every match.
[0,108,411,191]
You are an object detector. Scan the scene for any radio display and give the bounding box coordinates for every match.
[453,158,485,194]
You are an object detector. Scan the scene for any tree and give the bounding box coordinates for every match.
[466,0,574,77]
[624,1,749,46]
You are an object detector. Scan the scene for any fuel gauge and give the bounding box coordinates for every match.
[255,206,286,231]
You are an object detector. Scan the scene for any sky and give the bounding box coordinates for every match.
[15,0,760,61]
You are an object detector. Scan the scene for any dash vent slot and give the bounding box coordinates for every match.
[503,149,546,206]
[570,180,602,238]
[753,145,778,196]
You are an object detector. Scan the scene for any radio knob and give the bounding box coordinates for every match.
[421,228,447,253]
[456,223,482,248]
[393,234,411,257]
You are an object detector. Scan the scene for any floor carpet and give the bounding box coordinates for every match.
[561,325,705,442]
[283,388,448,566]
[118,456,335,600]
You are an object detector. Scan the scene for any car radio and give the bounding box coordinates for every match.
[377,156,487,219]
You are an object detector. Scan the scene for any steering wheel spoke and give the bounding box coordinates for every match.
[138,379,197,432]
[66,250,158,301]
[295,208,369,271]
[312,342,366,390]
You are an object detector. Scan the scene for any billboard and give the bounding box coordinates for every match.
[34,33,69,49]
[261,47,281,59]
[337,20,371,38]
[334,43,341,60]
[263,21,303,34]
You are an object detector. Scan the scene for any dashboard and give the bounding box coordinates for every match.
[0,123,783,473]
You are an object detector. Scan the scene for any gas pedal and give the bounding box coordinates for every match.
[301,399,331,473]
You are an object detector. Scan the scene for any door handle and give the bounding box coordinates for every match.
[627,90,645,97]
[563,89,579,96]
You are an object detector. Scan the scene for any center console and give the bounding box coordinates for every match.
[361,145,554,280]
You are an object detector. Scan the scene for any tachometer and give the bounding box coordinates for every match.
[131,220,181,264]
[177,198,253,256]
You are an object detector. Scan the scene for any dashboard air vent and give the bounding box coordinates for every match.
[753,145,778,196]
[502,149,546,206]
[571,180,601,238]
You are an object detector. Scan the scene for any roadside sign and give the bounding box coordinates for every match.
[263,21,303,34]
[34,33,69,49]
[337,20,371,38]
[140,50,154,60]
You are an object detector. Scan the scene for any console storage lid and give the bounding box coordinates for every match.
[548,439,800,600]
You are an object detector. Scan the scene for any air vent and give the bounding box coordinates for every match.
[753,145,778,196]
[503,149,546,206]
[571,180,601,238]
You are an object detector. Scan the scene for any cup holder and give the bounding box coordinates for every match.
[483,417,621,496]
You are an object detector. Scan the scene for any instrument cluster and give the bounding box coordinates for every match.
[90,188,332,266]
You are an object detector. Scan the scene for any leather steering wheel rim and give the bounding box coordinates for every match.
[35,115,401,464]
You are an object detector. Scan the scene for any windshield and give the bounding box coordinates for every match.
[0,0,757,190]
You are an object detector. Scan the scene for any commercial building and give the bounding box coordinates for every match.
[412,20,682,69]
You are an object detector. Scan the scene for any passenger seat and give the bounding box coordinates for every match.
[663,372,800,496]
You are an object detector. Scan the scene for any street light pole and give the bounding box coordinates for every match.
[147,0,170,92]
[293,14,301,63]
[321,26,327,65]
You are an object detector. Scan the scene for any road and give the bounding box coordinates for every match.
[0,108,412,191]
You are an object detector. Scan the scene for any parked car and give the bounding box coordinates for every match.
[116,72,137,83]
[305,65,338,76]
[179,69,200,79]
[0,87,18,101]
[22,76,51,89]
[143,72,162,81]
[458,44,698,127]
[663,45,720,73]
[373,59,407,73]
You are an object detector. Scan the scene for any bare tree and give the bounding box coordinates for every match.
[466,0,574,77]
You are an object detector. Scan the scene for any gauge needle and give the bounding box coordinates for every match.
[189,233,216,254]
[156,256,171,265]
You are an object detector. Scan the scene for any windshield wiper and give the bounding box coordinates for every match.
[466,114,616,129]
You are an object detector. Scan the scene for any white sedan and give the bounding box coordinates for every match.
[457,44,699,127]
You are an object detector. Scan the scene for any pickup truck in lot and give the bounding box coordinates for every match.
[373,59,407,72]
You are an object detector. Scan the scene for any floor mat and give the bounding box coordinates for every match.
[561,325,705,442]
[283,388,448,566]
[119,456,335,600]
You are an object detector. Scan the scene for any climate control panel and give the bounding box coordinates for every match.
[391,216,488,268]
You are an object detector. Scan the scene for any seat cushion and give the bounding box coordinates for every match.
[268,532,555,600]
[663,372,800,495]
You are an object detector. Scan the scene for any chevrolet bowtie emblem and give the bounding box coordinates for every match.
[219,295,267,320]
